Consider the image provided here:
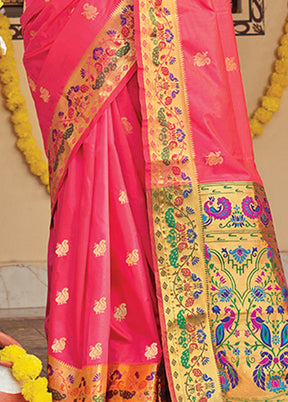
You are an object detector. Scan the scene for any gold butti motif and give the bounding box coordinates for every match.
[137,0,222,400]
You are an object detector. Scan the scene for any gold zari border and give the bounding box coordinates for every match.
[137,0,222,400]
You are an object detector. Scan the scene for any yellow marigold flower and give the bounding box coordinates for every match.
[22,377,50,401]
[277,45,288,59]
[6,94,27,112]
[11,109,30,124]
[262,96,281,113]
[275,59,288,75]
[12,353,42,382]
[266,84,284,98]
[0,58,17,73]
[270,72,288,87]
[17,137,37,151]
[253,107,273,124]
[0,69,20,85]
[41,172,50,186]
[280,33,288,46]
[0,345,26,363]
[0,16,11,31]
[249,118,264,136]
[13,121,33,136]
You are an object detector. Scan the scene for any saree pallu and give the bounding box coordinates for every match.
[21,0,288,401]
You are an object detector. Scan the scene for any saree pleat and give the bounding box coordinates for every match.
[21,0,288,401]
[47,77,170,400]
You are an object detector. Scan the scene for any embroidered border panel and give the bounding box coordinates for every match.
[136,0,223,400]
[201,182,288,400]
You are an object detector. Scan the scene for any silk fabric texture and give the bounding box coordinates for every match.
[21,0,288,401]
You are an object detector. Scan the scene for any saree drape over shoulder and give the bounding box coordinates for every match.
[21,0,288,401]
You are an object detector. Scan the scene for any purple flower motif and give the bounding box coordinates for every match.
[187,229,197,243]
[278,306,285,314]
[192,257,199,266]
[212,305,221,314]
[266,306,274,314]
[165,29,174,43]
[163,7,171,15]
[107,29,116,35]
[197,329,207,344]
[68,374,74,384]
[93,47,104,61]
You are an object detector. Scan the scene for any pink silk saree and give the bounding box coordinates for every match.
[21,0,288,401]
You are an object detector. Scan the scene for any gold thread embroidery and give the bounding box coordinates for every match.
[121,116,133,133]
[89,343,103,360]
[81,4,99,21]
[119,190,129,204]
[138,0,222,400]
[225,56,238,72]
[93,240,107,257]
[55,240,69,257]
[193,51,211,67]
[125,249,139,266]
[144,343,158,360]
[47,356,164,400]
[52,338,67,353]
[93,297,107,314]
[28,77,36,92]
[205,151,224,166]
[55,288,69,305]
[40,86,50,103]
[114,303,127,321]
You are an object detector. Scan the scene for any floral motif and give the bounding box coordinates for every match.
[55,240,69,257]
[55,288,69,305]
[81,4,99,20]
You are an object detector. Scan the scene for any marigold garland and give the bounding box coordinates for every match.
[0,345,52,401]
[249,17,288,137]
[0,13,49,192]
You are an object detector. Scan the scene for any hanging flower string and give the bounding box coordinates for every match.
[0,13,49,192]
[249,16,288,137]
[0,345,52,402]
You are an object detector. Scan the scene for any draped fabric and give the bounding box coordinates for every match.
[22,1,288,401]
